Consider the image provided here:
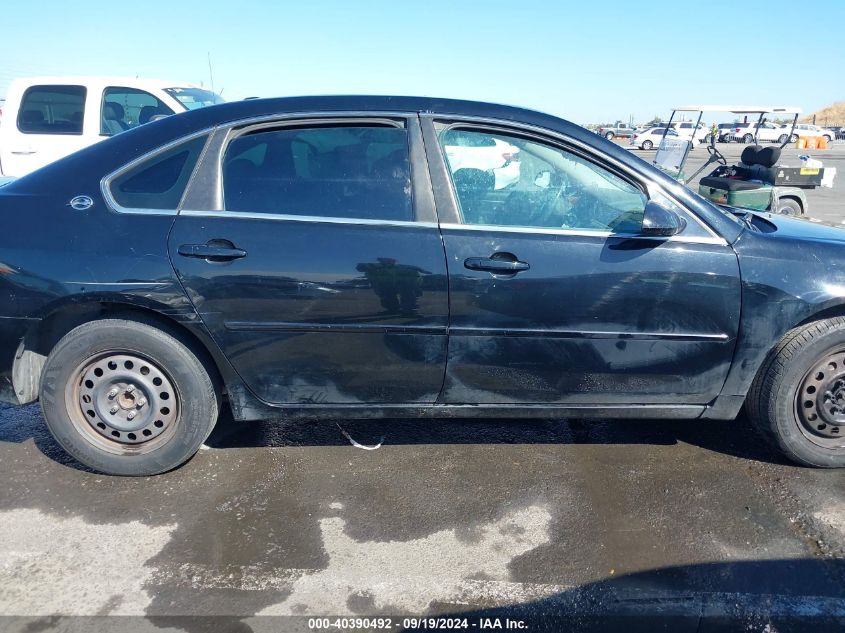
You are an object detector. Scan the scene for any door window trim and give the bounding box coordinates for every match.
[185,113,437,226]
[422,114,725,244]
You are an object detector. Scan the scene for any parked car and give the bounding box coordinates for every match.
[2,95,845,474]
[707,123,740,143]
[441,130,520,189]
[597,123,635,139]
[727,121,792,144]
[669,120,709,143]
[628,126,679,150]
[0,76,224,178]
[792,124,835,143]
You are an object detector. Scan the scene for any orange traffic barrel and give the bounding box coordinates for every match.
[817,136,828,149]
[805,137,818,150]
[796,137,807,149]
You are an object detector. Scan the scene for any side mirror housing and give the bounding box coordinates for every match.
[641,200,686,237]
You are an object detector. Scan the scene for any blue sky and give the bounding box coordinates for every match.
[2,0,843,124]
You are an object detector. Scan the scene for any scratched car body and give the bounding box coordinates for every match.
[2,95,845,475]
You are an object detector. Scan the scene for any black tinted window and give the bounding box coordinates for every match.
[110,135,207,210]
[18,85,86,135]
[223,125,412,221]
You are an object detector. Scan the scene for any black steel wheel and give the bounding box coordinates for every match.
[40,318,219,475]
[68,352,179,453]
[747,318,845,467]
[794,351,845,448]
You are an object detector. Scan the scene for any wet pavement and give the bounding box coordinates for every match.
[1,402,844,630]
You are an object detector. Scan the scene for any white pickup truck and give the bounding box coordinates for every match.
[0,76,223,178]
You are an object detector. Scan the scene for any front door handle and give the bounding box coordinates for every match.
[464,253,530,274]
[10,149,36,155]
[178,240,247,262]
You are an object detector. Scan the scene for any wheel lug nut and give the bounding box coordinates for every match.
[110,405,119,414]
[126,384,136,393]
[107,388,119,398]
[127,411,137,420]
[137,398,147,407]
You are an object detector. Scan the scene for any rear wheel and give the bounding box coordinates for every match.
[605,131,615,140]
[743,134,754,144]
[824,134,833,143]
[747,318,845,468]
[778,134,788,144]
[39,318,219,476]
[776,197,802,216]
[642,140,653,150]
[790,134,799,143]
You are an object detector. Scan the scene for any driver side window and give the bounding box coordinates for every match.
[440,128,647,233]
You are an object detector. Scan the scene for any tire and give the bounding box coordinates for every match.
[778,134,788,144]
[39,318,220,476]
[823,135,832,143]
[605,132,615,140]
[642,140,653,150]
[776,197,802,216]
[746,318,845,468]
[790,134,799,143]
[743,134,754,144]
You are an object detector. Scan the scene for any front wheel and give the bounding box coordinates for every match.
[824,135,833,143]
[778,134,788,144]
[39,318,220,476]
[747,318,845,468]
[743,134,754,144]
[641,140,653,150]
[605,131,615,140]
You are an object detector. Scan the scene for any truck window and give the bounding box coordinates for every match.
[101,87,175,136]
[17,85,86,135]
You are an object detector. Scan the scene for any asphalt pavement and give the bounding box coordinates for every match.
[2,140,845,631]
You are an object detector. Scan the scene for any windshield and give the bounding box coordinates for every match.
[164,87,225,110]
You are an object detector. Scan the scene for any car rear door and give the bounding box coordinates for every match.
[421,116,741,406]
[168,114,449,405]
[0,84,91,177]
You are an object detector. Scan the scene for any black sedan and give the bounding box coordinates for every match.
[2,96,845,475]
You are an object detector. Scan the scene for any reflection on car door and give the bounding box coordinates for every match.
[169,116,449,405]
[424,119,742,405]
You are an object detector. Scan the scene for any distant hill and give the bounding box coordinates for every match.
[800,102,845,126]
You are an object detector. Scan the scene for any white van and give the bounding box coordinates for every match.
[0,76,223,177]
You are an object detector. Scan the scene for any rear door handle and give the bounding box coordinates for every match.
[178,240,247,262]
[10,150,36,155]
[464,254,530,273]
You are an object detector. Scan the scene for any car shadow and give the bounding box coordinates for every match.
[0,402,794,473]
[203,405,792,466]
[421,557,845,632]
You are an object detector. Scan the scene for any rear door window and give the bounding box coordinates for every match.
[109,134,208,210]
[17,85,86,135]
[222,124,413,221]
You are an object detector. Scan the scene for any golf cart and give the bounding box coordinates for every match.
[653,106,828,216]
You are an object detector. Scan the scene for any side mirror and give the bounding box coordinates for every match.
[641,200,686,237]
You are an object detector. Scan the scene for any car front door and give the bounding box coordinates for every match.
[422,118,741,406]
[168,115,449,405]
